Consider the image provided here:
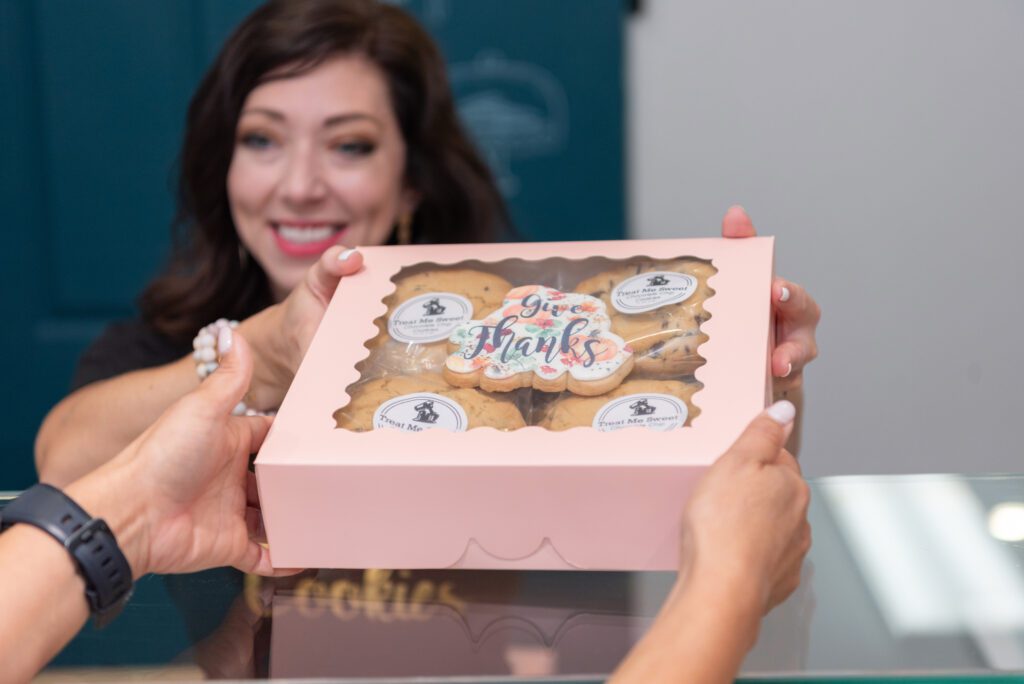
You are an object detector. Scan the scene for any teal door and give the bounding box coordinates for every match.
[1,0,626,489]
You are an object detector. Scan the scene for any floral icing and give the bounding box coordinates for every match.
[446,285,633,382]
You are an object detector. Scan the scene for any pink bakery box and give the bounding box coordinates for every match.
[255,237,775,571]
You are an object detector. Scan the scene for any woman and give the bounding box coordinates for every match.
[35,0,508,484]
[35,0,819,485]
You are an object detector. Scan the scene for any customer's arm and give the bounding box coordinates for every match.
[35,247,363,486]
[3,331,292,682]
[611,402,811,683]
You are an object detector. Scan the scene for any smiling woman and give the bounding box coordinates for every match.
[34,0,508,486]
[228,55,417,299]
[137,0,509,343]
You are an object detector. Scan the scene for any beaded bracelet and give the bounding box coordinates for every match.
[192,319,271,416]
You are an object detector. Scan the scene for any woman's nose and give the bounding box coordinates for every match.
[281,146,327,205]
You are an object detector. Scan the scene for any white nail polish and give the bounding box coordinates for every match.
[766,400,796,425]
[338,248,358,262]
[217,326,233,356]
[780,286,791,303]
[781,362,792,378]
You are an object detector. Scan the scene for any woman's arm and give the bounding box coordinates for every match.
[35,355,199,486]
[35,247,363,486]
[611,575,762,684]
[611,402,812,684]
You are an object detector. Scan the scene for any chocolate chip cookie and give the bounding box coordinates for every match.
[574,258,716,376]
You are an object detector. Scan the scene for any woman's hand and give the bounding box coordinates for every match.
[722,206,820,397]
[67,329,296,579]
[679,401,811,618]
[240,246,364,409]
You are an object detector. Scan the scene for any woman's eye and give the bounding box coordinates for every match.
[333,140,377,157]
[240,132,275,150]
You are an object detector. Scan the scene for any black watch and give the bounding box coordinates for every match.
[0,483,134,627]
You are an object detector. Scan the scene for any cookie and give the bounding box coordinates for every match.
[574,258,716,376]
[361,269,513,375]
[444,285,635,396]
[358,340,450,376]
[334,374,526,432]
[536,379,702,431]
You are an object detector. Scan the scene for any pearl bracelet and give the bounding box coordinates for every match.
[192,319,270,417]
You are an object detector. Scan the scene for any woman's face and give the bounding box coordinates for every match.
[228,54,415,299]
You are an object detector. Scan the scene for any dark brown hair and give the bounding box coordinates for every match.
[140,0,509,342]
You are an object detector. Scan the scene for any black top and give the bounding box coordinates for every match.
[72,320,189,391]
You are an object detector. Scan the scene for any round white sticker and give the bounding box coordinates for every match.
[388,292,474,344]
[611,271,698,314]
[592,393,688,432]
[372,393,469,433]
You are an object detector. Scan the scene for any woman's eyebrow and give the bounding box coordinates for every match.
[239,107,284,121]
[324,112,381,127]
[238,109,380,128]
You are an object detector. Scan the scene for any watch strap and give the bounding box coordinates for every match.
[0,483,134,625]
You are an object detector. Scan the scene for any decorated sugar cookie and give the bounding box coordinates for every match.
[444,285,634,396]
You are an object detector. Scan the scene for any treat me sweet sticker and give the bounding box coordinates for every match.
[611,271,697,314]
[593,393,689,432]
[373,393,469,433]
[389,292,474,344]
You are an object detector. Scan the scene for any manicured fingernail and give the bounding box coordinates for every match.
[217,326,233,356]
[779,286,791,303]
[729,204,746,214]
[338,248,358,262]
[781,362,792,378]
[766,400,796,425]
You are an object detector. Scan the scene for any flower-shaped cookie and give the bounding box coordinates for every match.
[444,285,635,396]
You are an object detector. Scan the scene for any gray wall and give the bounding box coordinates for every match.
[627,0,1024,476]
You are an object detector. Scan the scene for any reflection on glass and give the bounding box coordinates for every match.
[821,476,1024,670]
[253,569,651,679]
[989,502,1024,543]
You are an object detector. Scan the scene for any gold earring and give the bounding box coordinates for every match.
[397,212,413,245]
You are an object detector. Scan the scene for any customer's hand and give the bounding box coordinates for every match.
[67,329,294,579]
[679,400,811,616]
[240,245,364,409]
[722,206,820,396]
